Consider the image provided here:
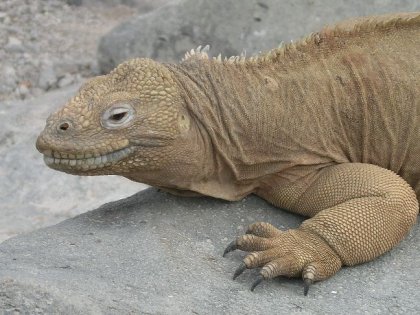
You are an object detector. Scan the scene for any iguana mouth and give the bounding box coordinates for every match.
[42,146,135,170]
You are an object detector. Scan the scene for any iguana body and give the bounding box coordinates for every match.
[36,13,420,295]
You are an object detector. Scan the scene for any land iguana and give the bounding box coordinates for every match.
[36,13,420,295]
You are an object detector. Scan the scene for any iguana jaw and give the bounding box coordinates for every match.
[40,146,135,172]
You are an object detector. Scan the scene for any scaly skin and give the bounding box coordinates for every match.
[36,13,420,295]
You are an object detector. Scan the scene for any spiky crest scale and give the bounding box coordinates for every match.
[181,12,420,66]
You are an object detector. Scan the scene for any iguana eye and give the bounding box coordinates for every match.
[101,104,135,129]
[110,112,126,121]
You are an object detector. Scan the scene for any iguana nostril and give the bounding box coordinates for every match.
[58,122,70,131]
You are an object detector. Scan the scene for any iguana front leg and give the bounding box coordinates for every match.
[224,163,418,295]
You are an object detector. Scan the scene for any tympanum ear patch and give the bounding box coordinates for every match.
[178,110,190,133]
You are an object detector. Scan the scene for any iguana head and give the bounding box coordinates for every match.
[36,58,198,182]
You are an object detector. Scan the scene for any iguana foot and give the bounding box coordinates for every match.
[223,222,342,296]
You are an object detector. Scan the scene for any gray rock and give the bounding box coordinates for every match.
[0,11,7,21]
[98,0,420,73]
[54,60,82,78]
[0,188,419,314]
[75,0,169,10]
[31,87,45,98]
[65,0,83,5]
[0,64,17,94]
[57,73,76,88]
[2,14,10,25]
[38,61,58,90]
[14,83,30,99]
[4,36,24,53]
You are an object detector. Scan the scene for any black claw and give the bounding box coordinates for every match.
[303,278,313,296]
[250,275,264,292]
[223,240,237,257]
[233,262,247,280]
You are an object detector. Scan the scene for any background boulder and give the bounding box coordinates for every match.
[98,0,420,73]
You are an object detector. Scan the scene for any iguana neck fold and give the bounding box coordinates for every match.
[166,60,342,194]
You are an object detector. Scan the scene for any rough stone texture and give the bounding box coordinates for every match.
[97,0,420,73]
[0,189,419,314]
[70,0,170,9]
[0,84,144,242]
[0,0,170,101]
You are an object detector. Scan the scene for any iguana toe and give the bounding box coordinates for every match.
[250,275,264,291]
[223,232,276,256]
[246,222,282,238]
[224,221,342,295]
[303,278,313,296]
[222,240,238,257]
[233,262,247,280]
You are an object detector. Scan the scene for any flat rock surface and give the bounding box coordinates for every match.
[0,188,419,314]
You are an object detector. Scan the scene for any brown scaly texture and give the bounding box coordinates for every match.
[36,13,420,295]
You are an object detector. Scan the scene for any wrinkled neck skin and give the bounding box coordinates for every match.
[164,60,343,200]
